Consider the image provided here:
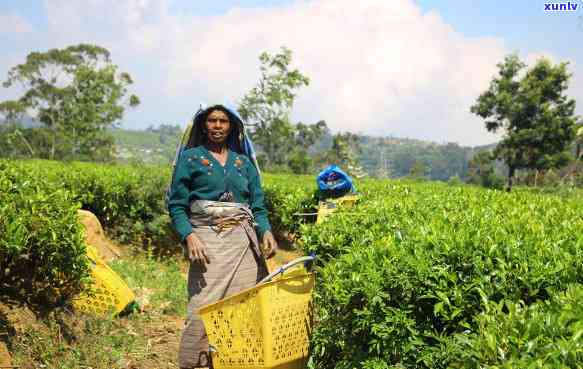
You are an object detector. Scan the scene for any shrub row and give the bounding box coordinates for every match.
[0,160,90,307]
[302,179,583,368]
[9,161,318,250]
[5,159,580,367]
[11,160,179,254]
[0,160,317,306]
[262,173,318,235]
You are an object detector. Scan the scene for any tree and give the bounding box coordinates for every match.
[288,149,313,174]
[286,120,327,174]
[0,44,140,161]
[466,150,504,189]
[408,160,428,180]
[470,54,578,191]
[325,132,367,177]
[576,123,583,160]
[238,47,311,168]
[294,121,327,149]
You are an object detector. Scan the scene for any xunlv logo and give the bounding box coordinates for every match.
[544,2,579,11]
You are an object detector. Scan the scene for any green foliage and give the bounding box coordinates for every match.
[575,123,583,160]
[3,158,581,368]
[471,54,579,190]
[287,148,314,174]
[262,173,318,234]
[302,180,583,368]
[0,159,90,307]
[0,44,140,161]
[5,159,179,256]
[2,160,317,257]
[408,160,429,180]
[322,132,363,173]
[112,126,182,165]
[466,150,505,189]
[454,284,583,368]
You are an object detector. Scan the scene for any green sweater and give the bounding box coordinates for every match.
[168,145,271,241]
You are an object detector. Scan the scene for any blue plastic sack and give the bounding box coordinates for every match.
[317,165,354,197]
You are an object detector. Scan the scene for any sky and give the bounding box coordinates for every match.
[1,0,582,146]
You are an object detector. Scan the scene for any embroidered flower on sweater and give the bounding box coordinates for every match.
[201,158,210,166]
[235,158,243,167]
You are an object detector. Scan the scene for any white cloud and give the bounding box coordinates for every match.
[3,0,581,145]
[0,13,33,34]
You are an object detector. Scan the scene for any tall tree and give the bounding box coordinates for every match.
[470,54,578,191]
[287,120,327,174]
[0,44,140,161]
[238,47,310,168]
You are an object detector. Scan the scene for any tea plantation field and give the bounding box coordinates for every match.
[1,159,581,368]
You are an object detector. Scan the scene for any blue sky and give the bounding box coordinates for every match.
[0,0,582,145]
[418,1,583,57]
[4,1,581,53]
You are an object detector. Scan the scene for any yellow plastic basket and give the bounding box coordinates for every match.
[73,244,135,317]
[199,259,315,369]
[317,193,360,223]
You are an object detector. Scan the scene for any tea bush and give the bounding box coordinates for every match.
[455,284,583,368]
[11,160,179,254]
[262,173,318,234]
[0,160,90,306]
[304,180,583,368]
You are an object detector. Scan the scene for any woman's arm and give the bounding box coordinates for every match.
[247,162,277,257]
[168,152,194,241]
[246,161,271,239]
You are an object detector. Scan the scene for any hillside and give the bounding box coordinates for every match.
[112,127,493,180]
[111,126,181,165]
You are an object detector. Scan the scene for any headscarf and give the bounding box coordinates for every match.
[166,104,261,210]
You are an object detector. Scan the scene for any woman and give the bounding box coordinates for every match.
[168,104,278,369]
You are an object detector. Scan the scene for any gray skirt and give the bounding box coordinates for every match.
[178,200,268,368]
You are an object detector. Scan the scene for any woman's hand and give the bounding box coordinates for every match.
[185,233,210,264]
[261,231,278,259]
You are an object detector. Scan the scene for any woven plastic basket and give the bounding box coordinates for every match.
[73,244,135,316]
[199,257,315,369]
[317,193,359,223]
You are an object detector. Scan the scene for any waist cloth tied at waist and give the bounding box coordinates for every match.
[188,199,264,259]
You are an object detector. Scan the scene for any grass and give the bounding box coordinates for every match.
[111,252,188,316]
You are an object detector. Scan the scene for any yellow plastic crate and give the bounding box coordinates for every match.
[73,244,135,317]
[316,193,360,223]
[199,270,315,369]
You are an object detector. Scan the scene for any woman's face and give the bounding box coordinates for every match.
[205,109,231,145]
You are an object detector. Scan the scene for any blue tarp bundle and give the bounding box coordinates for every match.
[317,165,354,198]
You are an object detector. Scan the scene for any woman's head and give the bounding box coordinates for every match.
[187,104,244,152]
[204,107,231,145]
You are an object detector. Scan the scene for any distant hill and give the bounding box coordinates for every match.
[111,126,181,165]
[111,126,498,180]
